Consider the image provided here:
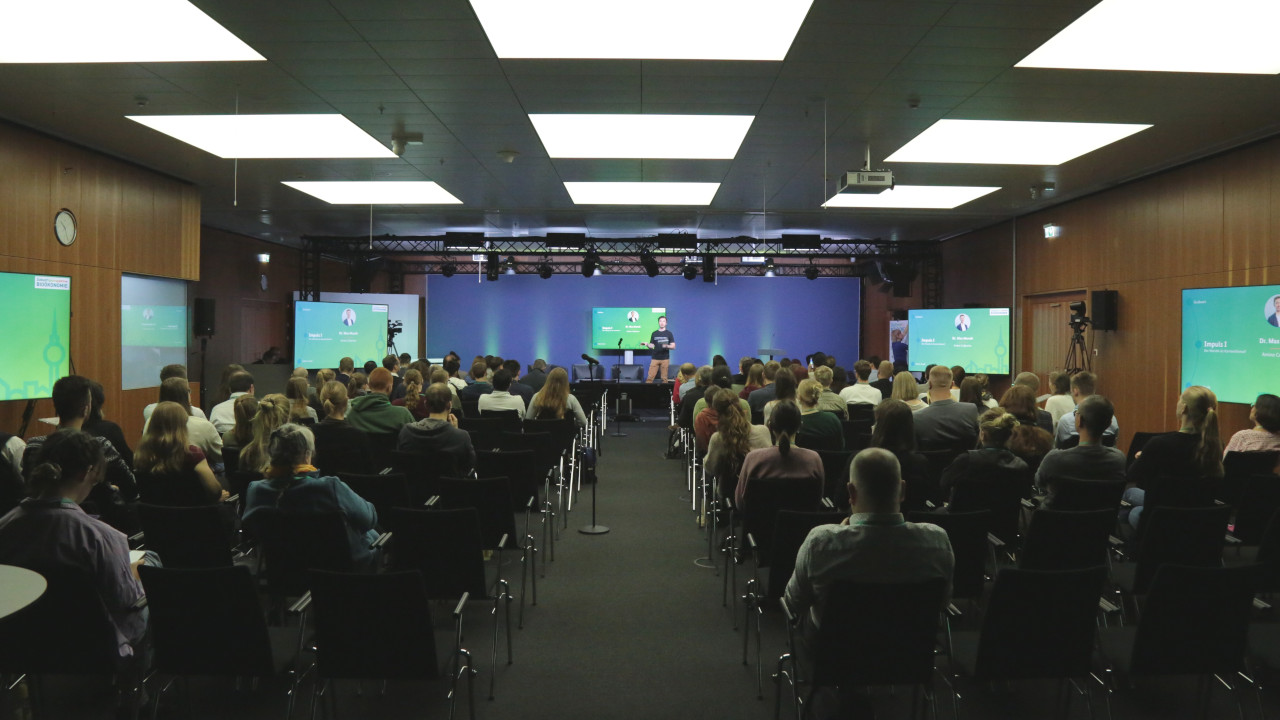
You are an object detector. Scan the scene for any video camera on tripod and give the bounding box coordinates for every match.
[387,319,403,354]
[1065,300,1091,373]
[1068,300,1091,331]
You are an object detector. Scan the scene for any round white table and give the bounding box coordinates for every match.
[0,565,47,620]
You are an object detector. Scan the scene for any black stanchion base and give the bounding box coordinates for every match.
[578,525,610,535]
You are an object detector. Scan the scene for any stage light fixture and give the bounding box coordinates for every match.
[440,263,456,278]
[538,261,553,279]
[504,255,517,275]
[682,264,698,280]
[763,258,775,277]
[702,254,716,283]
[804,261,819,281]
[581,249,600,278]
[640,248,660,277]
[485,252,500,281]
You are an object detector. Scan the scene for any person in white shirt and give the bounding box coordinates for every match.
[1044,371,1077,428]
[477,369,526,415]
[210,371,255,434]
[839,360,883,405]
[143,364,207,423]
[1053,371,1118,448]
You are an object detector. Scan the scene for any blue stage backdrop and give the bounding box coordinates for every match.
[425,274,861,373]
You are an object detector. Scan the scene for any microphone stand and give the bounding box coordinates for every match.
[613,338,623,383]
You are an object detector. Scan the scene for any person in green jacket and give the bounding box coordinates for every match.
[346,367,414,434]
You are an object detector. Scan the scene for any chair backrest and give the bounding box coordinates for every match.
[337,471,413,523]
[1127,432,1161,466]
[479,408,521,420]
[244,508,354,600]
[523,418,578,457]
[1142,474,1216,514]
[740,476,824,564]
[1230,475,1280,545]
[1130,564,1261,676]
[221,445,242,473]
[813,449,853,505]
[947,464,1033,545]
[750,409,764,426]
[1045,477,1125,512]
[1221,451,1280,505]
[476,449,540,508]
[811,577,947,688]
[1253,508,1280,593]
[137,503,234,568]
[974,566,1108,680]
[387,507,488,599]
[502,431,559,479]
[764,510,847,600]
[0,566,122,675]
[227,469,263,500]
[847,404,876,425]
[918,448,962,506]
[364,432,399,464]
[460,399,480,419]
[389,450,457,504]
[308,570,440,680]
[138,565,274,677]
[1018,508,1115,572]
[908,510,989,600]
[1132,504,1231,594]
[435,476,517,549]
[796,425,844,453]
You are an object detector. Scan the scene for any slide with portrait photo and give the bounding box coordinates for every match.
[1182,285,1280,404]
[908,307,1010,374]
[294,300,389,369]
[592,307,667,350]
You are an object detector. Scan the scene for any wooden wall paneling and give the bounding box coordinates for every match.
[180,186,202,280]
[1174,156,1226,278]
[0,126,55,262]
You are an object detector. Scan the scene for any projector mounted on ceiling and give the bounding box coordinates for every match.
[837,170,894,194]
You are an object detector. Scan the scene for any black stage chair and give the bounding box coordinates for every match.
[909,510,992,610]
[1125,431,1161,467]
[1041,477,1125,512]
[244,509,360,616]
[946,464,1033,548]
[1221,450,1280,505]
[1111,504,1231,620]
[1018,508,1114,572]
[813,449,853,509]
[337,471,413,528]
[138,503,236,568]
[1228,475,1280,546]
[390,449,459,504]
[364,432,399,467]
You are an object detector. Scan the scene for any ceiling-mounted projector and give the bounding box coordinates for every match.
[837,170,894,194]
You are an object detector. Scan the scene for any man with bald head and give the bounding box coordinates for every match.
[913,365,979,450]
[785,448,953,633]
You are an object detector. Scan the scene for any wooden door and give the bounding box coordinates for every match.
[1022,291,1087,392]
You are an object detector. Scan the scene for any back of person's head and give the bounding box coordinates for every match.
[229,371,255,394]
[320,381,347,418]
[470,360,489,381]
[403,369,424,409]
[348,372,368,395]
[1181,385,1223,476]
[86,379,107,423]
[159,376,193,413]
[1070,371,1097,397]
[399,352,412,365]
[763,361,781,382]
[27,428,104,497]
[232,395,259,445]
[702,385,722,409]
[878,360,893,379]
[1255,394,1280,432]
[339,356,355,373]
[848,447,902,511]
[813,365,833,388]
[267,423,315,469]
[424,383,452,414]
[797,379,822,409]
[363,360,378,375]
[810,352,827,368]
[409,360,431,379]
[979,407,1019,448]
[679,362,697,379]
[492,369,513,391]
[502,359,521,377]
[711,365,732,389]
[316,368,336,386]
[959,377,984,408]
[137,401,190,474]
[853,360,873,381]
[740,356,755,374]
[746,363,765,387]
[1075,394,1114,439]
[712,354,729,368]
[444,357,461,376]
[532,358,547,371]
[831,366,847,388]
[773,368,797,401]
[999,385,1039,421]
[1050,371,1070,395]
[711,387,738,416]
[951,366,966,385]
[253,395,290,440]
[368,367,395,394]
[429,368,450,385]
[534,367,570,418]
[695,365,713,387]
[928,365,953,391]
[285,376,309,404]
[871,399,916,454]
[52,375,93,421]
[767,400,803,456]
[487,356,504,372]
[1013,371,1041,393]
[291,366,309,380]
[159,364,188,382]
[382,354,399,371]
[891,372,920,402]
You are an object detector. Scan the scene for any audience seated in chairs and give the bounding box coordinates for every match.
[958,377,986,416]
[796,379,844,451]
[143,363,209,425]
[347,371,369,398]
[672,362,697,405]
[479,369,527,416]
[735,401,824,511]
[220,394,258,451]
[998,384,1055,471]
[237,394,290,475]
[135,401,228,506]
[243,423,380,572]
[761,367,797,427]
[0,428,151,658]
[891,371,927,412]
[1122,385,1224,528]
[391,369,430,421]
[398,383,476,476]
[284,376,318,425]
[148,376,225,471]
[746,361,782,416]
[526,367,589,427]
[939,408,1030,502]
[1036,394,1127,509]
[503,359,536,408]
[706,391,772,501]
[839,360,882,406]
[693,386,724,454]
[677,365,714,429]
[811,366,849,421]
[1223,392,1280,470]
[870,399,930,510]
[1044,371,1076,428]
[1012,372,1055,433]
[458,360,494,402]
[209,370,255,434]
[312,381,374,476]
[346,367,414,435]
[738,361,764,401]
[1054,371,1118,448]
[913,365,979,451]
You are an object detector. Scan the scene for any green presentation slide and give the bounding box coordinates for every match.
[592,307,667,350]
[1182,285,1280,404]
[294,300,389,369]
[121,305,186,347]
[0,272,71,400]
[908,307,1010,374]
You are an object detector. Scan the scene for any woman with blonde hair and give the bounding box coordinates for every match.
[1123,385,1223,527]
[738,362,765,400]
[284,376,318,424]
[347,371,369,398]
[392,368,429,421]
[526,367,588,426]
[430,367,464,415]
[939,407,1029,501]
[238,394,291,474]
[222,395,259,450]
[891,371,927,411]
[148,376,224,470]
[312,381,373,475]
[135,401,227,505]
[795,378,844,451]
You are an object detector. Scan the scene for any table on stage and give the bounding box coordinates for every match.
[0,564,47,620]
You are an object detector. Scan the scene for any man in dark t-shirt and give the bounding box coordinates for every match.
[645,315,676,383]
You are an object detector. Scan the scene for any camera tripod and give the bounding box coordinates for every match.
[1064,322,1091,375]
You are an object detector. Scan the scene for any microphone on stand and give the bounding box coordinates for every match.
[581,353,600,365]
[618,338,623,348]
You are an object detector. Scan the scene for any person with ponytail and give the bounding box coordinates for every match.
[734,400,824,510]
[939,407,1030,501]
[0,429,149,657]
[706,390,772,501]
[242,423,379,571]
[135,401,227,506]
[312,381,374,475]
[285,376,318,424]
[238,394,291,474]
[222,394,259,450]
[1123,385,1224,528]
[392,369,429,421]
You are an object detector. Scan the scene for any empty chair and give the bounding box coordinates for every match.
[813,449,853,508]
[1220,450,1279,504]
[137,503,235,568]
[391,449,460,504]
[909,510,991,607]
[243,508,359,613]
[1018,508,1115,572]
[1112,504,1231,618]
[337,471,413,527]
[364,432,399,465]
[946,465,1033,547]
[1228,474,1280,545]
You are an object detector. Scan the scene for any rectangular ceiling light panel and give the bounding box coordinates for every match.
[529,114,754,159]
[126,114,396,159]
[885,119,1151,165]
[283,181,462,205]
[823,185,1000,209]
[1017,0,1280,74]
[564,182,720,205]
[1,0,263,63]
[469,0,813,61]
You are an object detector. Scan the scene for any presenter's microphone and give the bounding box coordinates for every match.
[618,338,623,348]
[581,353,600,365]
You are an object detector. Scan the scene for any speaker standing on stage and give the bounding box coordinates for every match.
[645,315,675,383]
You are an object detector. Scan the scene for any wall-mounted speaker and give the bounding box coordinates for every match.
[1092,289,1118,331]
[194,298,215,337]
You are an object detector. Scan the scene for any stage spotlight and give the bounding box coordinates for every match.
[682,264,698,280]
[702,254,716,283]
[804,261,819,281]
[440,263,457,278]
[486,252,500,281]
[504,255,517,275]
[763,258,775,277]
[581,249,600,278]
[538,261,553,279]
[640,248,660,277]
